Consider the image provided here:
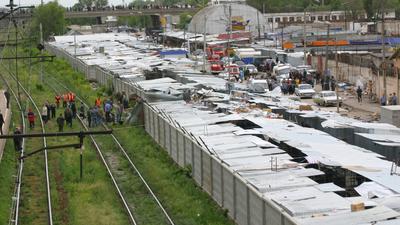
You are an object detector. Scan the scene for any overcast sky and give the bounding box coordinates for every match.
[0,0,127,8]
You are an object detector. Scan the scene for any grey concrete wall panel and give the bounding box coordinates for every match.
[87,65,96,80]
[170,128,178,162]
[177,132,185,166]
[159,117,165,148]
[249,191,264,225]
[202,151,212,194]
[235,178,249,225]
[153,110,159,144]
[148,107,154,138]
[184,136,193,166]
[164,120,171,153]
[264,200,282,225]
[144,104,150,133]
[211,158,223,206]
[193,145,203,185]
[222,166,235,218]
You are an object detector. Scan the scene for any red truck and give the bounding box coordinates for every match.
[207,45,225,60]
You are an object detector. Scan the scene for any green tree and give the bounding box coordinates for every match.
[363,0,399,20]
[79,0,94,9]
[31,1,65,40]
[72,2,84,11]
[94,0,108,8]
[178,13,192,29]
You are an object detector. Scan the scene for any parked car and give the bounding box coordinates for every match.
[241,64,258,75]
[337,82,353,91]
[248,79,268,93]
[313,91,343,106]
[295,84,316,98]
[210,61,223,74]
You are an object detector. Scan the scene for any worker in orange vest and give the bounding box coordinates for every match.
[71,92,76,102]
[62,93,68,108]
[55,94,61,108]
[95,97,101,108]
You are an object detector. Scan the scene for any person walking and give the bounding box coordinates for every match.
[50,103,56,119]
[79,102,85,119]
[45,101,51,120]
[0,111,4,135]
[122,93,129,109]
[13,127,22,151]
[42,104,48,123]
[64,108,73,128]
[4,90,10,109]
[392,92,398,105]
[115,101,124,124]
[56,113,65,132]
[27,108,35,129]
[95,97,101,108]
[70,102,77,118]
[380,94,387,106]
[388,93,393,105]
[62,93,68,108]
[104,101,112,123]
[87,107,92,128]
[55,94,61,108]
[356,86,363,103]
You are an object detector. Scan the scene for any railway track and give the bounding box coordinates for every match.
[42,67,175,225]
[0,66,53,225]
[1,72,26,225]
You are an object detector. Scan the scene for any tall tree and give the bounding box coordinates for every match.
[79,0,94,9]
[31,1,65,40]
[94,0,108,8]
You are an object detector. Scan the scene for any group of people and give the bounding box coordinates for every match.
[380,92,398,106]
[88,93,128,127]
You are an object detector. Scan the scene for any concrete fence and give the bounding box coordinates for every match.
[45,43,298,225]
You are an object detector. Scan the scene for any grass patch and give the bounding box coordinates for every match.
[0,103,20,223]
[115,127,234,225]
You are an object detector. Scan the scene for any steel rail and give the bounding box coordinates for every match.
[43,67,175,225]
[0,71,26,225]
[43,77,137,225]
[0,63,53,225]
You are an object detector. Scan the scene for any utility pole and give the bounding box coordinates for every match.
[324,23,330,77]
[202,15,206,73]
[263,4,265,46]
[381,4,387,99]
[281,26,284,50]
[257,11,260,40]
[335,33,339,113]
[14,20,21,104]
[228,4,232,80]
[40,23,43,83]
[303,10,307,65]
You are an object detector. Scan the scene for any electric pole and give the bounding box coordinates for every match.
[228,4,232,81]
[202,15,206,73]
[381,4,387,99]
[324,23,330,77]
[40,23,43,83]
[303,10,307,65]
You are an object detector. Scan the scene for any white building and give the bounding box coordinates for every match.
[188,3,265,36]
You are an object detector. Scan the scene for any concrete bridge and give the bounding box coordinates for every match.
[12,7,198,20]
